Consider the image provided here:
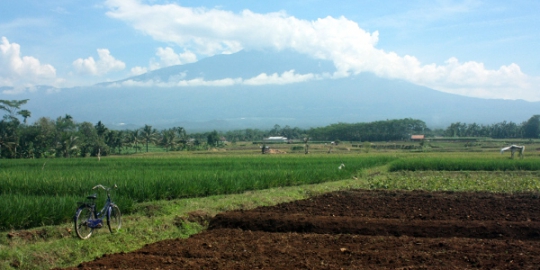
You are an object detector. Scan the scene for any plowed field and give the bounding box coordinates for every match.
[68,190,540,269]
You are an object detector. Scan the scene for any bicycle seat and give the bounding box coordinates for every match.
[86,193,98,200]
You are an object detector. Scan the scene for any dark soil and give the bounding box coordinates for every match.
[67,189,540,269]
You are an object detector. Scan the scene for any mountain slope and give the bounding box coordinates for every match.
[2,50,538,131]
[102,49,336,85]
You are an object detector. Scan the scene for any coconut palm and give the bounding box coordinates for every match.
[140,125,157,152]
[159,129,178,151]
[58,135,78,158]
[127,129,142,153]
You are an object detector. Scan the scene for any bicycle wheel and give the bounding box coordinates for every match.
[74,206,95,239]
[107,204,122,233]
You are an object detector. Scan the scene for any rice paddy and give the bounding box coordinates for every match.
[0,154,394,230]
[1,139,539,231]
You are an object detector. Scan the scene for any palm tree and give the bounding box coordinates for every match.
[140,125,157,152]
[174,127,186,140]
[17,109,31,124]
[0,99,29,120]
[56,114,76,133]
[95,121,108,138]
[127,129,141,153]
[159,129,178,151]
[0,132,15,158]
[59,135,78,158]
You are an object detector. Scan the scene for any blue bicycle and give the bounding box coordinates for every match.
[74,184,122,239]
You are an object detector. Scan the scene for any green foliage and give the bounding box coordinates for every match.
[140,124,158,152]
[0,99,29,120]
[308,118,427,142]
[523,115,540,139]
[3,108,540,159]
[207,130,220,146]
[363,141,371,153]
[444,120,526,138]
[290,145,305,151]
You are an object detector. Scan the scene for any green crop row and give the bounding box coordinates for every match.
[367,171,540,193]
[0,193,136,231]
[388,157,540,171]
[0,155,394,231]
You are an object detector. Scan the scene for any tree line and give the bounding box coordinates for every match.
[306,118,428,142]
[442,116,540,139]
[1,99,538,159]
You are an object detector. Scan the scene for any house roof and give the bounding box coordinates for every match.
[266,136,287,140]
[411,135,425,140]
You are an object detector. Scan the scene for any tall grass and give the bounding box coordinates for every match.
[388,157,540,171]
[0,154,394,230]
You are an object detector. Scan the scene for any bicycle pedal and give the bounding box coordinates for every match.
[88,219,103,228]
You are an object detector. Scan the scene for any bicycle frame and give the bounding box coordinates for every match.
[74,184,121,239]
[94,187,115,220]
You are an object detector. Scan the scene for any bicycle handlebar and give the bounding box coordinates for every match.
[92,184,118,191]
[92,184,106,190]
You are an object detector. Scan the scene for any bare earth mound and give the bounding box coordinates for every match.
[69,190,540,269]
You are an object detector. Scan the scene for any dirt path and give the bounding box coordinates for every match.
[68,190,540,269]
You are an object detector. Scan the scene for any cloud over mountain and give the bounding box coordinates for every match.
[73,49,126,76]
[2,49,538,131]
[0,36,56,87]
[104,0,539,101]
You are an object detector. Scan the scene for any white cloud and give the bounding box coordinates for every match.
[175,77,240,87]
[130,66,147,76]
[72,48,126,76]
[0,36,57,87]
[104,0,539,101]
[130,47,197,76]
[150,47,197,70]
[244,70,316,85]
[110,70,316,88]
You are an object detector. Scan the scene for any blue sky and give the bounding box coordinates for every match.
[1,0,539,101]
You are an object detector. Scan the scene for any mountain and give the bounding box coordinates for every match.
[1,50,538,131]
[102,49,336,85]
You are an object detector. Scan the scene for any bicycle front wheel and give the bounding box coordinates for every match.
[107,204,122,233]
[74,206,95,240]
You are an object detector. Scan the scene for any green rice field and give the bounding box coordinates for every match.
[1,141,540,270]
[1,138,540,231]
[0,154,396,230]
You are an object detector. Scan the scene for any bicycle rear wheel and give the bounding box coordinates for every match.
[74,206,95,239]
[107,204,122,233]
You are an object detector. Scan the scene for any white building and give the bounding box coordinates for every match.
[264,136,288,142]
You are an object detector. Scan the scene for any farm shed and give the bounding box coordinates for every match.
[411,135,425,141]
[264,136,288,142]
